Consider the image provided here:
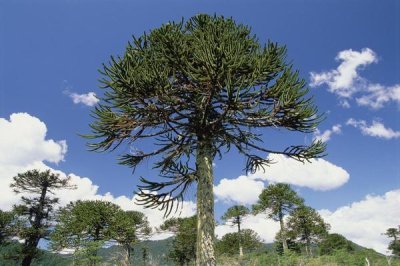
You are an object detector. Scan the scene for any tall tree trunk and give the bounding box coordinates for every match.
[122,245,130,266]
[22,184,48,266]
[237,219,243,257]
[196,141,215,266]
[278,210,288,253]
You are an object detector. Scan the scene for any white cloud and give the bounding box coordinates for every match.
[214,175,265,205]
[216,214,280,243]
[314,124,342,142]
[0,113,67,166]
[356,84,400,109]
[320,189,400,254]
[249,154,349,191]
[310,48,400,109]
[310,48,377,98]
[65,91,99,107]
[0,112,195,238]
[346,118,400,139]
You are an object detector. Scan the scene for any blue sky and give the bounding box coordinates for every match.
[0,0,399,254]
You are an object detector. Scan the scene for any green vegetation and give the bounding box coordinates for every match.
[160,216,197,265]
[216,229,263,256]
[86,14,325,265]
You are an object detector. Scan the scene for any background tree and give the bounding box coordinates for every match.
[216,229,263,256]
[160,216,197,266]
[273,230,301,255]
[112,210,151,265]
[10,169,75,266]
[319,233,354,255]
[384,226,400,256]
[87,14,325,265]
[51,200,121,266]
[252,183,304,253]
[286,205,330,256]
[0,209,15,246]
[221,205,250,256]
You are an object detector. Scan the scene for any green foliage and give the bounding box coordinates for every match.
[0,241,71,266]
[319,233,354,255]
[51,200,122,265]
[161,216,197,265]
[286,205,330,255]
[252,183,304,220]
[0,209,15,245]
[216,229,263,256]
[217,249,400,266]
[274,238,301,255]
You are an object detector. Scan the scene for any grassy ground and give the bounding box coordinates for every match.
[217,250,400,266]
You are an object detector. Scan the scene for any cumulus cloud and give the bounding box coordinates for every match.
[214,175,265,205]
[65,91,99,107]
[320,189,400,254]
[249,154,349,191]
[0,113,67,166]
[0,113,195,238]
[310,48,377,98]
[346,118,400,139]
[314,124,342,142]
[310,48,400,109]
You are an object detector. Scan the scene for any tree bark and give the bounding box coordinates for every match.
[278,210,288,253]
[196,141,215,266]
[237,219,243,257]
[22,183,48,266]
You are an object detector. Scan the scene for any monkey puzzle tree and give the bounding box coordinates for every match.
[384,226,400,256]
[221,205,250,257]
[86,14,325,265]
[160,216,197,266]
[252,183,304,253]
[286,205,330,256]
[10,169,75,266]
[112,210,151,265]
[216,229,263,256]
[51,200,121,266]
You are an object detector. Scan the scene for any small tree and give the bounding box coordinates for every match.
[216,229,263,256]
[51,200,121,266]
[252,183,304,253]
[86,14,326,265]
[319,233,354,255]
[160,216,197,266]
[10,169,75,266]
[384,226,400,256]
[0,209,15,246]
[221,205,250,256]
[112,210,151,265]
[286,205,330,256]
